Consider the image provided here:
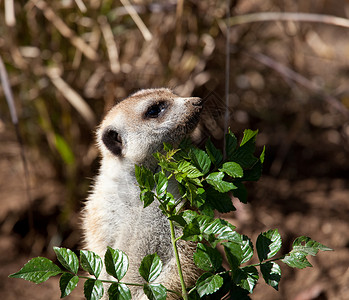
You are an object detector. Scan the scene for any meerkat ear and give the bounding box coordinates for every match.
[102,128,123,156]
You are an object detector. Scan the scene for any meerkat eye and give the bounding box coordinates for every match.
[145,102,166,118]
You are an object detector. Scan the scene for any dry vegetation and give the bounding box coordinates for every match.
[1,0,349,299]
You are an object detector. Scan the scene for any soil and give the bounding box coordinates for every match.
[1,121,348,300]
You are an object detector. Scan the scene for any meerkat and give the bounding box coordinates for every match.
[82,88,203,299]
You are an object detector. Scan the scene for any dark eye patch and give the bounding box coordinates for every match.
[145,102,166,118]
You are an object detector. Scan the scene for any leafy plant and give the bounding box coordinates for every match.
[9,129,332,299]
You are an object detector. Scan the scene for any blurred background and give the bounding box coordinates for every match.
[1,0,349,299]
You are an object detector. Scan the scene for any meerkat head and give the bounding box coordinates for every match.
[97,88,202,166]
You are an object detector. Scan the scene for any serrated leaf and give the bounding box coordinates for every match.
[256,229,282,262]
[219,162,243,178]
[205,139,223,167]
[242,160,262,182]
[168,215,187,227]
[105,247,129,281]
[292,236,333,256]
[225,129,238,160]
[135,165,155,190]
[59,273,79,298]
[189,148,211,174]
[260,262,281,291]
[140,190,155,208]
[223,236,253,269]
[232,182,248,204]
[80,250,103,279]
[240,129,258,146]
[108,283,131,300]
[139,254,162,282]
[8,257,62,283]
[177,161,203,178]
[281,252,312,269]
[84,279,104,300]
[143,283,167,300]
[182,219,202,242]
[206,172,237,193]
[205,188,235,213]
[53,247,79,274]
[233,266,259,293]
[193,243,222,272]
[230,130,259,169]
[154,172,168,196]
[196,273,224,297]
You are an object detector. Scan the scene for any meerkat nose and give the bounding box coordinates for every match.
[190,97,203,107]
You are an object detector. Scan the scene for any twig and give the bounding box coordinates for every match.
[31,0,99,61]
[74,0,87,13]
[119,0,152,41]
[223,0,231,160]
[246,51,349,118]
[46,67,96,127]
[0,55,33,236]
[98,16,121,74]
[5,0,16,26]
[227,12,349,29]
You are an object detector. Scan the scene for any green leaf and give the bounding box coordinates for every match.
[281,237,332,269]
[168,215,187,227]
[256,229,282,262]
[223,236,253,269]
[193,243,222,272]
[139,254,162,282]
[281,252,312,269]
[196,273,224,297]
[105,247,129,281]
[177,161,203,178]
[205,188,235,213]
[205,139,223,167]
[240,129,258,147]
[108,283,131,300]
[154,172,168,196]
[225,129,238,160]
[241,160,262,181]
[292,236,332,256]
[8,257,62,283]
[140,189,155,208]
[143,283,167,300]
[189,148,211,174]
[182,219,202,242]
[233,266,259,293]
[230,130,259,169]
[260,262,281,291]
[80,250,103,279]
[206,172,237,193]
[84,279,104,300]
[59,273,79,298]
[219,162,243,178]
[232,182,248,204]
[53,247,79,274]
[135,165,155,190]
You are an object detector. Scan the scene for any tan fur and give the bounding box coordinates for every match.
[82,88,202,299]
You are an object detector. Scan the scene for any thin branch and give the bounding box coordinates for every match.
[31,0,99,61]
[246,51,349,118]
[46,67,96,127]
[119,0,152,41]
[227,12,349,29]
[5,0,16,26]
[98,16,121,74]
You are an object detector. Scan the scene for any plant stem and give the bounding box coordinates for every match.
[169,218,188,300]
